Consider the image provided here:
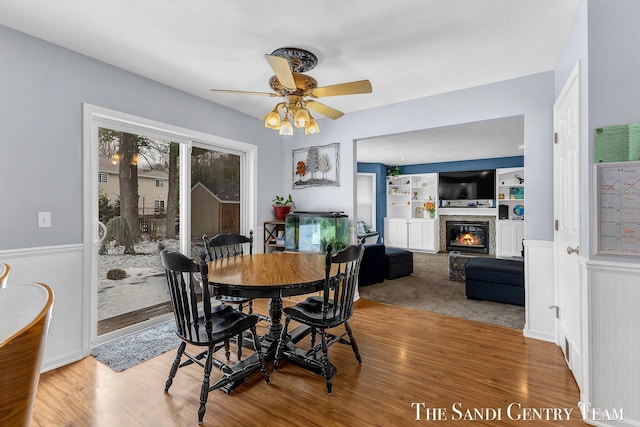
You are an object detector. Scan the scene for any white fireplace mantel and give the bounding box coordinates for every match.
[438,207,497,216]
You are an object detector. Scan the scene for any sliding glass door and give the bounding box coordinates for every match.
[85,105,256,347]
[96,130,179,336]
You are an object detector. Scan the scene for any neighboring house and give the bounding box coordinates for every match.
[98,157,169,217]
[191,182,240,237]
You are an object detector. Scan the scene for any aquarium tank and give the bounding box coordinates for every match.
[285,212,349,253]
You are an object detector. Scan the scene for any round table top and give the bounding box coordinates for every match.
[206,252,330,297]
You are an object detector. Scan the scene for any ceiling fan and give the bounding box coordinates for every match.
[210,47,372,135]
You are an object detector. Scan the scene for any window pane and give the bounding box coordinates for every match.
[191,147,241,239]
[97,127,179,335]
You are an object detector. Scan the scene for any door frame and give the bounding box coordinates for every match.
[357,173,377,230]
[82,104,257,351]
[552,62,586,393]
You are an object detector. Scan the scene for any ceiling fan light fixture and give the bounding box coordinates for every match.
[305,117,320,135]
[294,106,310,128]
[264,107,281,130]
[279,116,293,136]
[213,47,371,136]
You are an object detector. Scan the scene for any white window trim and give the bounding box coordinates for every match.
[82,103,258,350]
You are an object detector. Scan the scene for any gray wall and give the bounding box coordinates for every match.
[1,24,556,250]
[0,24,283,250]
[588,0,640,264]
[293,72,556,242]
[553,1,640,422]
[554,0,640,265]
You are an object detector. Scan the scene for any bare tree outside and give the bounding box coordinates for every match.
[165,142,179,239]
[96,131,241,334]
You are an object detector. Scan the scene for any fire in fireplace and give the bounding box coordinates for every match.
[446,221,490,254]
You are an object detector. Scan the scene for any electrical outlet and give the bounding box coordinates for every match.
[38,211,52,228]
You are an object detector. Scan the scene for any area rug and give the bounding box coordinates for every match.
[358,252,525,329]
[91,321,178,372]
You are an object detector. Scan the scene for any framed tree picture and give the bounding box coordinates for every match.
[292,143,340,188]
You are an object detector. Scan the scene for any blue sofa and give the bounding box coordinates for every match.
[358,244,386,286]
[464,257,524,306]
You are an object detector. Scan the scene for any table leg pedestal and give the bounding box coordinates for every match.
[217,354,262,394]
[279,347,337,378]
[218,296,313,393]
[260,296,312,359]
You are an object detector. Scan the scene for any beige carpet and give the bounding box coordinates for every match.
[358,252,525,329]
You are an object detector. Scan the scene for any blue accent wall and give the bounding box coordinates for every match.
[399,156,523,174]
[357,156,524,240]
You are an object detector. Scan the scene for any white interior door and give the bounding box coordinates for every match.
[553,63,583,390]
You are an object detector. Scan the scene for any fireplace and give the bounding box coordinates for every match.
[446,221,490,254]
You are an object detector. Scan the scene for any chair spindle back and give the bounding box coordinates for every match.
[203,231,253,261]
[323,244,364,324]
[159,244,213,343]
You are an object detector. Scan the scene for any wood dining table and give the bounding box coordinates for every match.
[205,251,332,392]
[206,251,334,356]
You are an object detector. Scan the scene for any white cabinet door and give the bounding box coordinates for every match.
[496,221,524,257]
[384,218,408,248]
[407,219,439,252]
[423,219,439,252]
[407,219,425,249]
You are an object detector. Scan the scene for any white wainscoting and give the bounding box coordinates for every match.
[523,240,556,342]
[0,244,85,372]
[586,260,640,427]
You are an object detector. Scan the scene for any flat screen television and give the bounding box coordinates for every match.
[438,170,496,201]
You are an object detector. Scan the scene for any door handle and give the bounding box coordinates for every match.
[566,246,580,255]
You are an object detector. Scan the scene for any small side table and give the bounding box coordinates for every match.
[263,220,285,253]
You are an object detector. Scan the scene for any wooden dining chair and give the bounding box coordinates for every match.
[203,231,267,360]
[274,244,364,394]
[0,263,10,289]
[0,282,54,426]
[158,246,269,424]
[202,232,255,313]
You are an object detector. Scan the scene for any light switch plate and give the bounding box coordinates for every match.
[38,211,52,228]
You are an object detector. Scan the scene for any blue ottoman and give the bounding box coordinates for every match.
[359,244,386,286]
[385,247,413,280]
[465,258,524,306]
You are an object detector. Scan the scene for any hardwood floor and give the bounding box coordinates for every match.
[32,299,586,426]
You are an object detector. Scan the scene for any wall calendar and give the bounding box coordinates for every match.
[597,161,640,255]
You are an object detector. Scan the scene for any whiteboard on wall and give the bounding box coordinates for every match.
[596,161,640,255]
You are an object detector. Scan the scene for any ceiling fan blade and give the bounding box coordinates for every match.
[306,100,344,120]
[264,54,297,91]
[209,88,280,97]
[311,80,372,98]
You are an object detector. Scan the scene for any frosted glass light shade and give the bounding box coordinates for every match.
[279,117,293,136]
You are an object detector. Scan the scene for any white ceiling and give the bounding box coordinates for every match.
[0,0,580,164]
[358,115,525,166]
